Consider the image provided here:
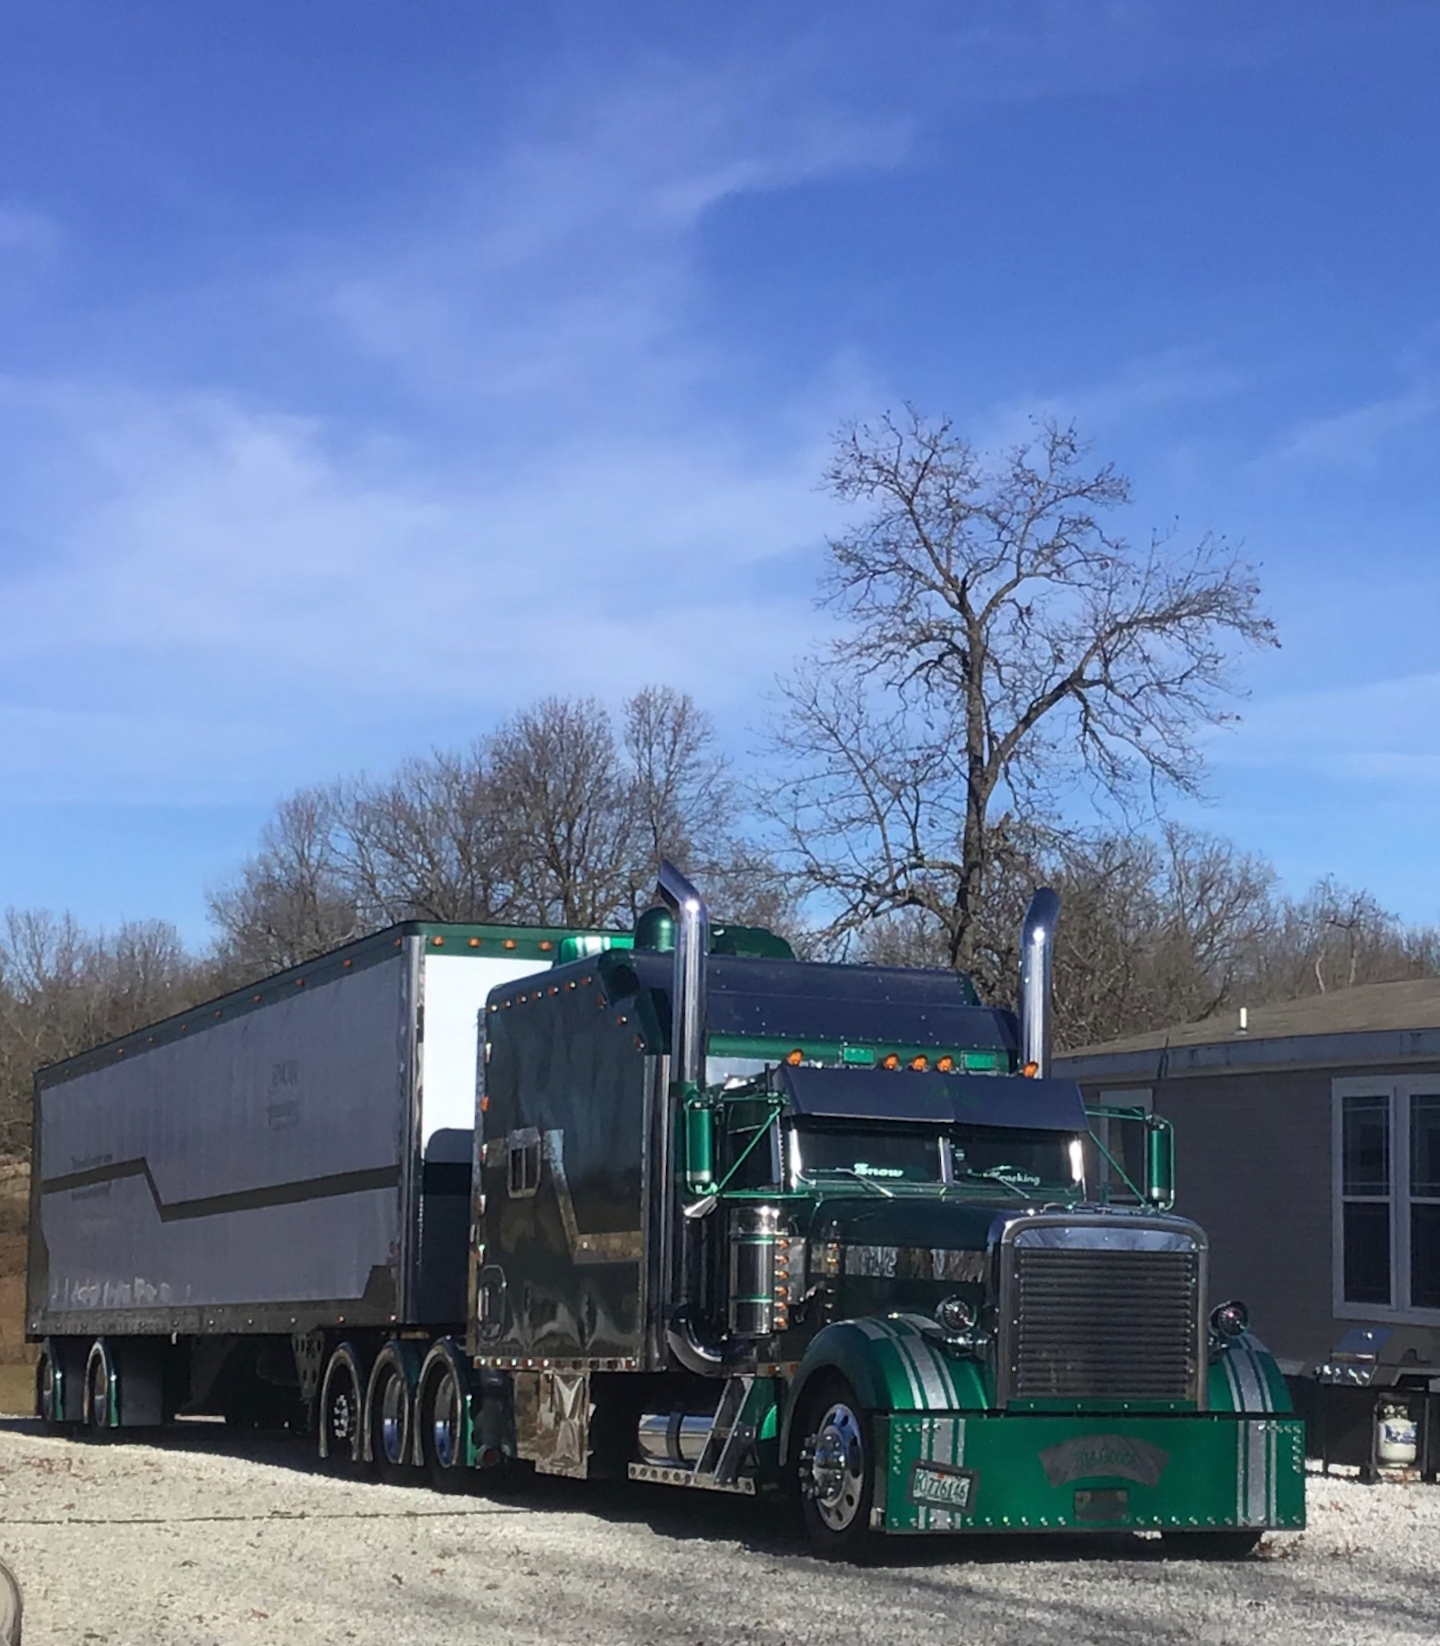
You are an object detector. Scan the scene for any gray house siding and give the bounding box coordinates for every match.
[1071,1057,1440,1373]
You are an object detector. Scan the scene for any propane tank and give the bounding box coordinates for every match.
[1375,1399,1418,1467]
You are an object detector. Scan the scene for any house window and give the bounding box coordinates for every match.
[1334,1080,1440,1318]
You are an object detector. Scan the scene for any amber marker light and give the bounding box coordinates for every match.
[936,1056,955,1073]
[539,940,553,951]
[1022,1060,1040,1078]
[785,1048,805,1066]
[469,937,481,948]
[881,1054,900,1070]
[908,1055,929,1072]
[503,938,517,950]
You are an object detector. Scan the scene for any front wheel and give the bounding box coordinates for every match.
[796,1375,878,1560]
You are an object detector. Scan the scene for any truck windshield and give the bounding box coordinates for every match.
[793,1126,942,1184]
[950,1126,1079,1192]
[791,1123,1081,1194]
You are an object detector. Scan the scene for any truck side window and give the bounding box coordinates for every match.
[507,1128,542,1197]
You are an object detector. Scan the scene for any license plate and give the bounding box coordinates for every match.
[909,1462,978,1512]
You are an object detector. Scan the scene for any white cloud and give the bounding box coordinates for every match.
[1268,388,1437,468]
[298,53,910,412]
[0,376,845,801]
[0,203,59,259]
[1214,670,1440,791]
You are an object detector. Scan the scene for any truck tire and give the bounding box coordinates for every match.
[1160,1529,1263,1559]
[318,1344,369,1472]
[795,1374,878,1561]
[418,1363,470,1492]
[368,1356,414,1486]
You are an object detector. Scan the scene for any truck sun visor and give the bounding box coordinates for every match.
[597,950,1015,1055]
[778,1064,1088,1133]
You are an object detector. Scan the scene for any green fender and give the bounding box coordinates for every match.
[782,1314,989,1467]
[1207,1331,1293,1413]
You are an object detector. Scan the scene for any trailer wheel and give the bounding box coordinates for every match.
[796,1374,878,1561]
[318,1344,369,1471]
[37,1346,64,1427]
[418,1364,470,1492]
[82,1341,114,1437]
[1160,1529,1264,1559]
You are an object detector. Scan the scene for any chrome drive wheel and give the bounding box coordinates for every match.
[798,1376,877,1559]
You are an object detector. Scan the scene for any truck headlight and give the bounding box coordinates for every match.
[936,1295,978,1335]
[1210,1299,1249,1339]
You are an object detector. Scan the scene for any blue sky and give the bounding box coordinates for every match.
[1,1,1438,943]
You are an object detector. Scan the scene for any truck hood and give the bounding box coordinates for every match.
[807,1194,1010,1255]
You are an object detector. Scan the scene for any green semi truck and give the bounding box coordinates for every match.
[29,864,1303,1557]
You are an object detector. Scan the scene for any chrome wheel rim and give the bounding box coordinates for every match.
[431,1371,460,1470]
[807,1402,865,1532]
[328,1378,357,1448]
[379,1375,407,1465]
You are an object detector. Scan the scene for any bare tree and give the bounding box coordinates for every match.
[207,787,360,977]
[765,409,1277,978]
[0,912,213,1156]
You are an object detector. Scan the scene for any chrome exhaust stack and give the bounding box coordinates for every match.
[1019,888,1060,1077]
[656,860,709,1093]
[656,862,739,1374]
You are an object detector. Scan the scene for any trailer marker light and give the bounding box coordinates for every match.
[480,1095,490,1112]
[1022,1060,1039,1078]
[503,939,517,950]
[468,937,481,947]
[936,1056,955,1073]
[540,940,553,951]
[432,936,444,946]
[881,1054,900,1070]
[785,1048,805,1065]
[909,1055,928,1071]
[343,958,352,968]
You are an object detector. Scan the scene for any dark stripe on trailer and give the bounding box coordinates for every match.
[39,1159,401,1220]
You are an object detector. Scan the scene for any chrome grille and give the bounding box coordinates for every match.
[1005,1243,1201,1403]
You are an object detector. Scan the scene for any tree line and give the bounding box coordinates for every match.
[2,410,1432,1154]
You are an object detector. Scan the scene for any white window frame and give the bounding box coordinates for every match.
[1332,1075,1440,1324]
[1090,1088,1153,1205]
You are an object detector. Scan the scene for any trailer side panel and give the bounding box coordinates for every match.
[30,955,413,1337]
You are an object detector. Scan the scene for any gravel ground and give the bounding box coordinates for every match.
[0,1418,1437,1646]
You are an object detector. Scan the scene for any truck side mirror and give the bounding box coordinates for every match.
[1145,1115,1175,1209]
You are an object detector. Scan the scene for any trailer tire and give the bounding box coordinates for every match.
[795,1374,878,1561]
[82,1340,115,1438]
[36,1341,82,1428]
[318,1344,369,1472]
[1160,1529,1264,1560]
